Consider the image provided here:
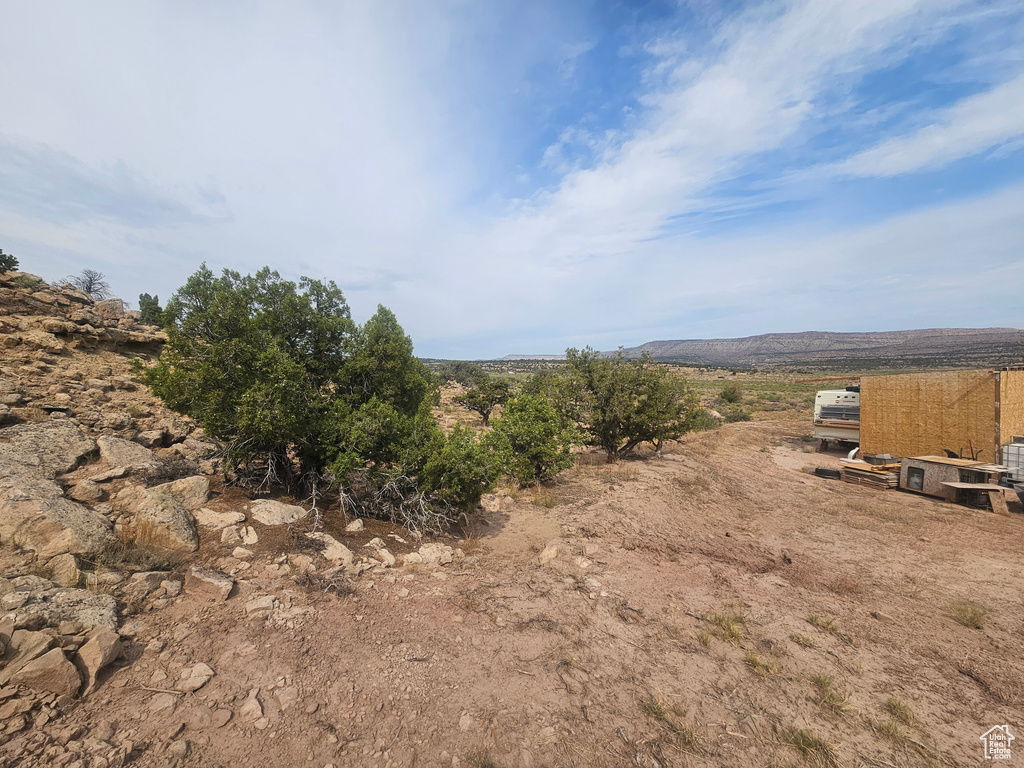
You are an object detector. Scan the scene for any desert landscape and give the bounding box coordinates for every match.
[1,272,1021,768]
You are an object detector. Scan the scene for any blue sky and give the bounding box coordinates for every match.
[1,1,1022,358]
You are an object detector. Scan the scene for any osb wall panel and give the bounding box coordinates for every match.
[861,370,996,459]
[999,369,1024,448]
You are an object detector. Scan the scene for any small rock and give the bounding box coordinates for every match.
[239,689,263,722]
[129,571,170,596]
[221,526,242,546]
[538,541,561,565]
[212,709,232,728]
[184,567,234,601]
[149,693,178,713]
[166,739,190,759]
[89,467,129,483]
[239,526,258,546]
[344,519,364,532]
[96,437,154,469]
[161,580,182,598]
[366,537,385,550]
[232,547,253,559]
[151,476,209,512]
[377,548,396,567]
[276,686,299,711]
[401,553,424,565]
[306,533,353,566]
[118,619,147,638]
[69,481,104,503]
[871,610,893,622]
[244,596,275,615]
[177,663,215,693]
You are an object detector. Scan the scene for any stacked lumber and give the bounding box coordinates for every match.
[840,460,900,489]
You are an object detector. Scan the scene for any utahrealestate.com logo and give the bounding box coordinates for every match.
[980,725,1014,760]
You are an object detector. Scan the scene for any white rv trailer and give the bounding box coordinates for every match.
[813,388,860,446]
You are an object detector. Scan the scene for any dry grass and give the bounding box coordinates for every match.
[530,489,558,508]
[745,653,779,677]
[466,751,505,768]
[697,631,711,648]
[782,727,839,767]
[811,673,849,715]
[704,611,745,644]
[807,614,856,645]
[872,718,906,742]
[947,598,987,629]
[790,633,816,649]
[884,697,915,726]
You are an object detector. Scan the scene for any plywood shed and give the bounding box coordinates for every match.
[860,368,1024,463]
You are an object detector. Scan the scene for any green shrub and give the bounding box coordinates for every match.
[142,264,490,530]
[489,393,581,486]
[724,406,752,423]
[718,382,743,403]
[563,347,702,461]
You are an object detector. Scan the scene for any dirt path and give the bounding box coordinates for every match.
[4,419,1023,767]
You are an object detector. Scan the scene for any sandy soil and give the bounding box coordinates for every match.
[5,418,1023,768]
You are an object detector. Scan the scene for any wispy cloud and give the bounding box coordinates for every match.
[833,72,1024,177]
[0,136,224,228]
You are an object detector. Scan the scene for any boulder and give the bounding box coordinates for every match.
[0,444,114,558]
[117,487,199,553]
[306,533,353,566]
[0,630,54,685]
[68,480,104,503]
[184,567,234,601]
[10,647,82,697]
[47,553,81,588]
[194,508,246,529]
[74,627,122,693]
[151,476,209,512]
[96,436,154,469]
[93,298,125,320]
[249,499,307,526]
[0,492,114,558]
[134,429,166,448]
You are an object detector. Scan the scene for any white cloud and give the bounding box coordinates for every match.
[836,72,1024,177]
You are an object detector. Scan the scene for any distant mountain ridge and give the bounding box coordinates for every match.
[622,328,1024,368]
[504,328,1024,368]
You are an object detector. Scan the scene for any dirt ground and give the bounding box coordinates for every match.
[6,417,1023,768]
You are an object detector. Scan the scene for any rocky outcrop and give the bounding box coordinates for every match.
[0,575,118,633]
[0,271,167,353]
[0,421,115,557]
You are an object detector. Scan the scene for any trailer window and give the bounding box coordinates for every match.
[906,466,924,491]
